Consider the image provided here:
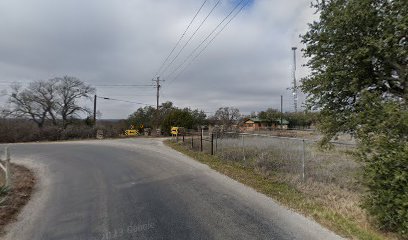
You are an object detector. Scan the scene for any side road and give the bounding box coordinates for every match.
[2,138,342,240]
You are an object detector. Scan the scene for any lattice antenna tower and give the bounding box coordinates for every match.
[291,47,298,112]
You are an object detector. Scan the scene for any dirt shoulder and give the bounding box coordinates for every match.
[0,162,36,236]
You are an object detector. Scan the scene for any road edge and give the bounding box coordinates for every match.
[2,158,51,240]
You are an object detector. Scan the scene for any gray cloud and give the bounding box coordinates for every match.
[0,0,316,118]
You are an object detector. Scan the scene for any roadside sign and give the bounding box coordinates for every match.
[171,127,179,136]
[125,129,138,136]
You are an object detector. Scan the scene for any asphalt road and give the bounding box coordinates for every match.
[2,138,343,240]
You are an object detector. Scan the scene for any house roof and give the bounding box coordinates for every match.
[245,117,268,123]
[244,117,289,125]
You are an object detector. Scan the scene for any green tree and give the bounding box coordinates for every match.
[284,112,318,129]
[127,106,156,129]
[161,108,206,134]
[302,0,407,235]
[128,103,206,134]
[258,108,280,122]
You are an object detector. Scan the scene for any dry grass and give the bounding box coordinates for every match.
[167,133,404,239]
[213,134,373,232]
[0,161,36,236]
[0,171,4,186]
[165,140,393,239]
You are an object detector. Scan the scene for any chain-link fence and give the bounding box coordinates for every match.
[216,133,359,188]
[173,131,360,190]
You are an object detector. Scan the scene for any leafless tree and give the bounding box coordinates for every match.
[214,107,241,129]
[8,76,94,128]
[9,80,58,128]
[54,76,95,128]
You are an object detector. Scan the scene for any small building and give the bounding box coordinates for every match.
[272,119,289,130]
[242,117,289,131]
[243,118,270,131]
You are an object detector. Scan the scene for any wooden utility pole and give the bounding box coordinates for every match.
[93,95,97,125]
[153,77,164,110]
[280,95,283,130]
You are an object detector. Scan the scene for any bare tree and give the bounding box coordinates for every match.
[8,76,94,128]
[214,107,241,129]
[9,80,58,128]
[54,76,95,128]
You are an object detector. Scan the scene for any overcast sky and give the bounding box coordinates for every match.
[0,0,316,119]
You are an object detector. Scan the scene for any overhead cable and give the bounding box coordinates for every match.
[160,0,221,76]
[165,0,248,82]
[154,0,208,77]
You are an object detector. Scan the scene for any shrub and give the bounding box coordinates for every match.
[357,97,408,236]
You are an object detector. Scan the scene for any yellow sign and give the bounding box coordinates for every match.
[125,129,138,136]
[171,127,179,136]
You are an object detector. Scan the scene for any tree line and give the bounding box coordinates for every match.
[127,104,317,134]
[0,76,317,143]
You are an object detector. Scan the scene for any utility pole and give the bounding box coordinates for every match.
[291,47,298,112]
[93,95,97,125]
[280,95,283,130]
[153,77,165,110]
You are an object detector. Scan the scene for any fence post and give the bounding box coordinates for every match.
[176,134,179,143]
[182,134,185,143]
[242,134,246,161]
[5,147,11,187]
[302,139,305,182]
[200,131,203,152]
[215,133,218,153]
[211,133,214,155]
[191,135,194,149]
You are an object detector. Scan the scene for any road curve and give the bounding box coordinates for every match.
[2,138,343,240]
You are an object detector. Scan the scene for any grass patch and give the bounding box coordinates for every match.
[0,186,8,206]
[0,162,36,236]
[165,140,390,240]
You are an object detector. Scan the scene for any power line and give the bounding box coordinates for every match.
[0,82,155,88]
[167,0,248,81]
[97,96,153,106]
[100,94,155,97]
[95,84,155,89]
[165,0,247,82]
[171,1,249,83]
[159,0,221,77]
[167,0,249,84]
[94,84,154,87]
[155,0,208,77]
